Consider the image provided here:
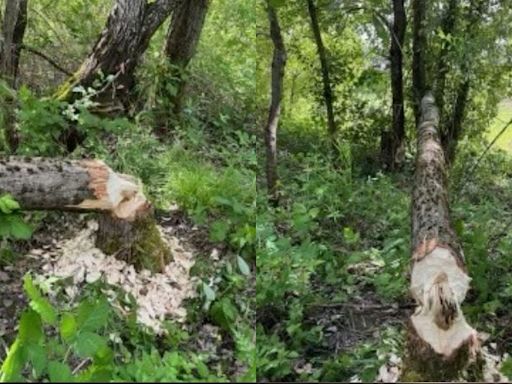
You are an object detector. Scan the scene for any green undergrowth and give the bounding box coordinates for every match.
[256,129,512,381]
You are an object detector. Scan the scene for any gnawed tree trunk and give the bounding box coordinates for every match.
[306,0,336,145]
[264,3,286,204]
[380,0,406,170]
[56,0,176,105]
[0,157,171,273]
[162,0,209,121]
[0,0,27,153]
[401,93,482,381]
[411,0,426,126]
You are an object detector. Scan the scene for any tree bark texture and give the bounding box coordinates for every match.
[265,4,286,204]
[402,93,482,381]
[0,0,27,86]
[0,0,27,153]
[411,0,426,126]
[163,0,209,118]
[56,0,177,104]
[306,0,336,142]
[381,0,406,170]
[0,157,171,272]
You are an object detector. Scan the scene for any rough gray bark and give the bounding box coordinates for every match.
[402,93,482,381]
[265,4,286,204]
[163,0,209,118]
[56,0,177,104]
[0,0,27,153]
[306,0,336,143]
[381,0,406,170]
[0,156,170,272]
[411,0,426,126]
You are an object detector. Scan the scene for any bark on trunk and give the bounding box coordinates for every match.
[381,0,406,170]
[0,0,27,153]
[401,93,482,381]
[0,157,171,272]
[265,4,286,204]
[411,0,426,126]
[443,80,470,164]
[56,0,176,105]
[163,0,209,119]
[433,0,458,124]
[306,0,336,144]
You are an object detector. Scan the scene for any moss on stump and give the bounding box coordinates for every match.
[96,212,172,273]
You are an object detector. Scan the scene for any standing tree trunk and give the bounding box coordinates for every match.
[55,0,177,105]
[401,93,482,382]
[162,0,209,121]
[440,0,487,164]
[265,3,286,204]
[306,0,336,145]
[0,0,27,153]
[433,0,458,124]
[380,0,406,170]
[411,0,426,126]
[0,157,171,272]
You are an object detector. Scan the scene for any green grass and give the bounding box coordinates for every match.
[486,99,512,152]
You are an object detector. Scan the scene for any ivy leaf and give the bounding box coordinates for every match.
[23,274,57,325]
[76,298,110,332]
[18,309,43,344]
[202,282,216,302]
[236,256,251,276]
[48,361,73,382]
[26,344,47,378]
[0,339,24,382]
[73,332,107,358]
[0,195,20,214]
[7,215,32,240]
[60,313,77,342]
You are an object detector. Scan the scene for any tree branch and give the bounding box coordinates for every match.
[20,44,73,76]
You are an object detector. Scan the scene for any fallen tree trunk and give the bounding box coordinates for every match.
[402,93,482,381]
[0,156,171,272]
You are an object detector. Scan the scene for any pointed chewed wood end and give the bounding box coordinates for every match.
[71,159,151,221]
[402,246,483,381]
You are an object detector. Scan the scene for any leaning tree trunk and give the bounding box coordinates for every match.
[401,93,482,381]
[381,0,406,171]
[0,157,171,273]
[56,0,176,105]
[411,0,426,126]
[306,0,336,146]
[264,3,286,204]
[0,0,28,153]
[162,0,209,121]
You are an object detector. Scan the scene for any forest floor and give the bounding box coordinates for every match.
[257,125,512,382]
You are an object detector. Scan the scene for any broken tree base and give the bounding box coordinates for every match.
[401,319,483,382]
[96,213,172,273]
